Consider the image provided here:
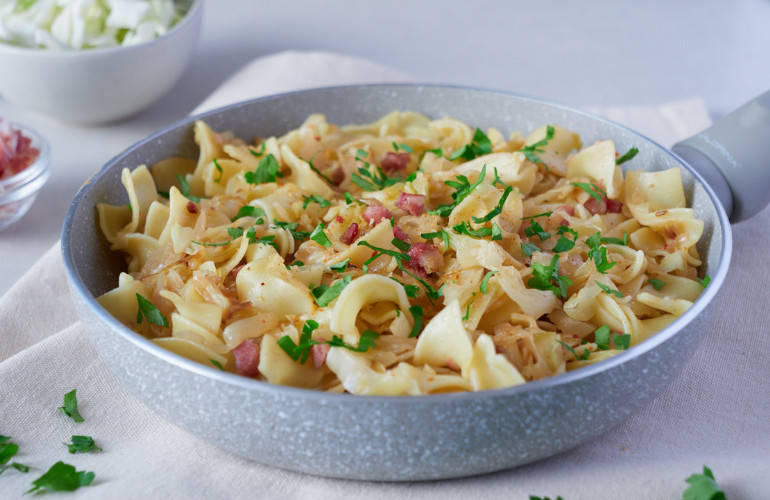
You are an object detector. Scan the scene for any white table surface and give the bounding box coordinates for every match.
[1,0,769,296]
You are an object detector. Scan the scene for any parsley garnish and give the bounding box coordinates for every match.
[463,301,473,320]
[231,205,266,222]
[344,192,366,206]
[472,185,513,223]
[421,229,450,249]
[648,278,666,290]
[551,226,579,253]
[277,321,380,362]
[64,436,102,454]
[58,389,84,423]
[176,174,201,203]
[521,242,540,257]
[309,223,332,247]
[357,241,411,263]
[524,219,551,241]
[527,254,572,299]
[307,156,335,184]
[600,232,629,246]
[391,238,411,252]
[616,147,639,165]
[571,182,606,203]
[492,167,509,188]
[302,194,332,209]
[272,221,310,241]
[408,305,424,338]
[311,275,352,307]
[596,280,624,298]
[698,275,711,288]
[351,153,401,192]
[453,221,503,240]
[480,270,497,294]
[213,158,223,183]
[586,232,616,274]
[328,259,350,271]
[521,125,555,165]
[26,461,95,494]
[429,165,487,217]
[0,440,19,467]
[683,466,726,500]
[244,153,283,184]
[520,211,553,220]
[556,339,590,361]
[449,128,492,161]
[390,278,421,298]
[594,325,630,350]
[529,495,565,500]
[392,142,413,153]
[136,294,169,327]
[210,359,225,370]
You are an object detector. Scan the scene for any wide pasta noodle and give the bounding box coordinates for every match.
[96,112,707,395]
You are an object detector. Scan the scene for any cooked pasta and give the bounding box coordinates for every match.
[96,111,705,395]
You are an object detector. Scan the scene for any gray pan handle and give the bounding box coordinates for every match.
[672,89,770,223]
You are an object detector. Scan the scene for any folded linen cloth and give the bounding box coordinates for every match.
[1,50,768,499]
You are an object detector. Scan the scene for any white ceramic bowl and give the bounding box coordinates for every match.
[0,0,203,124]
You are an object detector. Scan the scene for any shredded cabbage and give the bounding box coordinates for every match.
[0,0,189,50]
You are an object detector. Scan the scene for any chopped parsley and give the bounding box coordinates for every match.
[58,389,84,423]
[392,141,413,153]
[648,278,666,290]
[521,242,540,257]
[271,221,310,241]
[571,182,606,203]
[328,259,350,271]
[136,294,169,328]
[351,153,402,192]
[594,325,630,350]
[480,270,497,294]
[391,238,411,252]
[231,205,266,222]
[520,211,553,220]
[0,440,19,466]
[429,165,487,217]
[524,219,551,241]
[309,223,332,247]
[520,125,555,165]
[311,275,352,307]
[344,192,366,205]
[449,128,492,161]
[463,301,473,321]
[492,167,509,188]
[421,229,450,249]
[556,339,590,361]
[390,278,421,298]
[408,305,424,338]
[307,156,335,185]
[244,153,283,184]
[527,254,572,299]
[302,194,332,209]
[683,466,726,500]
[698,275,711,288]
[210,359,225,370]
[616,146,639,165]
[64,436,102,454]
[453,221,503,241]
[213,158,223,183]
[551,226,579,253]
[586,232,616,274]
[596,280,624,298]
[600,232,629,246]
[357,241,411,263]
[277,321,380,362]
[472,185,513,223]
[26,461,95,494]
[176,174,201,203]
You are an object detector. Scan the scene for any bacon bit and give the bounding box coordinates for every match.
[380,152,410,174]
[186,201,199,214]
[363,205,392,225]
[335,215,344,223]
[229,264,246,280]
[340,223,359,244]
[0,119,40,181]
[445,359,460,371]
[558,218,570,227]
[233,338,261,377]
[656,209,668,216]
[558,204,576,216]
[328,167,345,186]
[408,242,444,275]
[311,341,331,369]
[584,196,622,215]
[393,225,410,242]
[395,191,426,215]
[605,198,623,213]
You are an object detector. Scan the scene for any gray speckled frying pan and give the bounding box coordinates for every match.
[61,85,770,481]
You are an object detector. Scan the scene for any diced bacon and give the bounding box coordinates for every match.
[393,225,410,242]
[407,242,444,275]
[335,215,344,223]
[328,167,345,186]
[311,342,331,369]
[186,201,198,214]
[340,223,359,244]
[380,152,410,174]
[363,205,392,225]
[605,198,623,213]
[233,338,261,378]
[558,204,576,216]
[583,197,607,215]
[395,192,426,215]
[229,264,246,280]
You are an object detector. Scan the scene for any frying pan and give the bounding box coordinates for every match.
[61,84,770,481]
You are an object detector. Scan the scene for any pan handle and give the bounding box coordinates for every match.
[672,89,770,223]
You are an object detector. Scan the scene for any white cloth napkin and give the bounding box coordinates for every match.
[2,50,768,499]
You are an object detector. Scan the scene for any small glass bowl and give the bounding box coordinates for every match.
[0,123,51,231]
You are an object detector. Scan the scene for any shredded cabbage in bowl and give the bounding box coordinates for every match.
[0,0,191,50]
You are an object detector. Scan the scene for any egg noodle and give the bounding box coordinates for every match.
[96,111,705,395]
